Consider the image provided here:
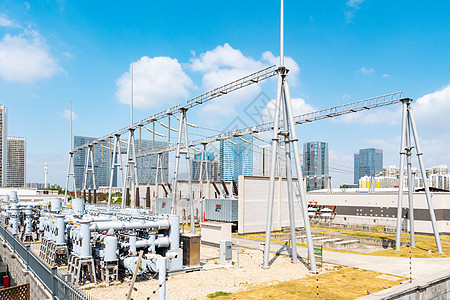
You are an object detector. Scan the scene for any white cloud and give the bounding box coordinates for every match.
[358,67,375,75]
[412,84,450,134]
[190,44,267,116]
[61,109,77,120]
[261,97,316,124]
[382,74,391,79]
[62,51,73,59]
[333,106,400,125]
[363,136,400,153]
[332,84,450,129]
[346,0,366,9]
[0,29,60,83]
[345,0,367,23]
[364,134,450,168]
[342,94,352,99]
[115,56,195,110]
[190,43,300,117]
[0,14,20,28]
[191,43,264,73]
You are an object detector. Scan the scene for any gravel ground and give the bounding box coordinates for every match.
[88,245,335,300]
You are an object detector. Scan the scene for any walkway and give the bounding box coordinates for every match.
[232,236,450,278]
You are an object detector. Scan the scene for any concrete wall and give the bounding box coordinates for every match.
[308,191,450,235]
[359,270,450,299]
[0,239,51,299]
[238,175,305,234]
[236,176,450,235]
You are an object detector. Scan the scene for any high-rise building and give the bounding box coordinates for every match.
[136,139,169,184]
[303,141,329,191]
[191,152,219,181]
[219,135,253,182]
[0,105,7,186]
[354,148,383,184]
[74,136,168,190]
[7,136,25,187]
[74,136,112,190]
[258,144,286,177]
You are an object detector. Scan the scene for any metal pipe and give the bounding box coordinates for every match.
[405,118,415,247]
[283,80,316,272]
[157,256,167,300]
[280,0,284,67]
[408,105,443,253]
[396,100,408,251]
[170,109,186,214]
[282,91,297,262]
[182,114,195,233]
[89,220,169,232]
[263,73,283,268]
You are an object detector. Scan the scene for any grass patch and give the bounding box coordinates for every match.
[235,227,449,257]
[213,267,406,300]
[310,226,450,257]
[207,291,232,298]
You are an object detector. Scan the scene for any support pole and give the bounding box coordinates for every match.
[157,256,167,300]
[170,109,185,214]
[182,111,195,233]
[405,118,415,247]
[122,128,138,208]
[396,101,408,251]
[108,134,123,207]
[284,80,317,272]
[408,105,443,253]
[282,91,297,262]
[64,152,77,202]
[263,73,283,268]
[126,250,143,300]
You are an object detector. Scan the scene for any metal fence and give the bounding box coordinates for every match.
[309,216,407,233]
[0,224,94,300]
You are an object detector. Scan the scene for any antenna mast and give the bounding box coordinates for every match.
[131,60,134,126]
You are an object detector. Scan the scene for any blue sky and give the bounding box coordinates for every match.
[0,0,449,187]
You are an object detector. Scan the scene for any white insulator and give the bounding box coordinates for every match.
[8,191,18,202]
[79,220,92,258]
[71,198,85,217]
[104,235,118,262]
[55,214,65,245]
[49,198,62,213]
[9,203,19,234]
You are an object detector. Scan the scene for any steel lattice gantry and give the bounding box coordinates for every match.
[70,65,278,154]
[137,91,405,158]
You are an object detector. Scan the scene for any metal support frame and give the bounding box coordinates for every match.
[263,0,316,272]
[108,134,124,207]
[170,108,195,233]
[82,145,96,192]
[137,91,405,159]
[395,98,442,253]
[122,128,139,208]
[64,152,77,203]
[154,153,165,198]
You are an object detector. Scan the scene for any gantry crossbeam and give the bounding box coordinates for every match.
[136,91,405,157]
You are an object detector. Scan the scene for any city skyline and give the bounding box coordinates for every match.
[354,148,383,184]
[303,141,329,191]
[0,1,449,187]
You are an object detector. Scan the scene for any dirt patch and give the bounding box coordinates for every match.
[88,245,335,300]
[213,267,407,300]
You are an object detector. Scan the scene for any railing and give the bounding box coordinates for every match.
[0,224,93,300]
[309,216,405,233]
